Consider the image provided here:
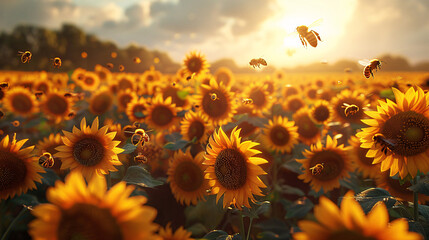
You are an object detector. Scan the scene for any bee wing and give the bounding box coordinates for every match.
[342,103,351,107]
[359,59,371,66]
[308,19,323,29]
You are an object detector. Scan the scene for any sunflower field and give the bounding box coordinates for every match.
[1,50,429,240]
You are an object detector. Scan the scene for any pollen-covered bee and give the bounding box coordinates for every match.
[124,122,151,146]
[373,133,396,155]
[133,57,141,64]
[18,51,32,63]
[52,57,62,68]
[134,153,148,164]
[296,20,322,48]
[0,82,9,90]
[359,59,382,78]
[342,103,359,117]
[210,93,218,101]
[38,152,54,168]
[249,58,267,68]
[309,163,324,175]
[242,98,253,104]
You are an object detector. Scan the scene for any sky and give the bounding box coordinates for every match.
[0,0,428,68]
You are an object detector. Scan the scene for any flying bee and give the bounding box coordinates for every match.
[242,98,253,104]
[18,51,32,63]
[119,65,125,72]
[193,104,200,109]
[133,57,141,64]
[210,93,218,101]
[106,63,114,69]
[373,133,396,155]
[359,59,382,78]
[38,152,54,168]
[131,128,151,146]
[186,73,196,81]
[0,82,9,90]
[249,58,267,68]
[342,103,359,117]
[12,120,20,127]
[134,153,148,164]
[34,91,44,98]
[309,163,324,175]
[52,57,62,68]
[296,19,322,48]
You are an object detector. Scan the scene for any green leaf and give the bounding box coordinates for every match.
[353,188,396,214]
[122,165,164,188]
[40,169,60,186]
[285,197,313,219]
[11,194,40,208]
[275,184,305,197]
[233,113,249,122]
[253,218,290,236]
[121,143,137,154]
[202,230,228,240]
[177,90,190,100]
[408,176,429,195]
[187,223,208,237]
[408,221,429,239]
[247,116,268,128]
[242,201,271,219]
[256,231,289,240]
[163,139,190,150]
[185,195,225,233]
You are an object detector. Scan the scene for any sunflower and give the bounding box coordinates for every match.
[203,127,267,209]
[33,78,52,94]
[304,85,319,101]
[283,95,306,113]
[245,82,273,114]
[214,67,234,86]
[293,108,321,145]
[349,136,380,179]
[0,134,45,200]
[283,84,300,99]
[117,89,138,112]
[36,133,64,173]
[76,71,100,91]
[29,171,160,240]
[331,89,369,124]
[180,110,212,143]
[375,171,429,203]
[261,116,299,153]
[114,73,136,91]
[293,191,423,240]
[297,135,353,192]
[263,77,276,95]
[158,223,193,240]
[55,117,123,179]
[95,64,112,83]
[40,90,74,123]
[356,87,429,179]
[182,51,209,77]
[71,68,86,83]
[3,86,38,117]
[145,95,179,132]
[194,78,237,126]
[141,66,163,84]
[160,84,191,109]
[167,151,209,206]
[233,105,260,138]
[126,97,147,123]
[309,100,333,125]
[89,87,114,115]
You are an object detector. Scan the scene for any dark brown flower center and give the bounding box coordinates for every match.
[118,79,133,90]
[151,106,174,126]
[36,82,49,93]
[269,125,290,146]
[91,92,113,115]
[287,98,304,112]
[58,203,123,240]
[46,94,68,115]
[215,148,247,190]
[309,150,344,181]
[73,137,105,166]
[202,90,229,118]
[163,87,186,107]
[296,114,319,139]
[216,72,231,86]
[313,105,330,122]
[174,160,204,192]
[118,94,132,110]
[188,120,205,141]
[284,87,298,97]
[0,150,27,192]
[11,93,33,113]
[306,88,317,99]
[328,230,376,240]
[381,111,429,156]
[249,89,266,108]
[237,121,257,137]
[187,57,203,74]
[84,76,95,86]
[357,146,375,166]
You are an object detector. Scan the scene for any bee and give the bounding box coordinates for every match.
[296,20,322,48]
[119,65,125,72]
[106,63,114,69]
[193,104,200,109]
[210,93,218,101]
[64,92,84,100]
[52,57,62,68]
[359,59,382,78]
[133,57,141,64]
[342,103,359,117]
[186,73,196,81]
[249,58,267,68]
[38,152,54,168]
[0,82,9,90]
[34,91,44,98]
[172,82,176,86]
[12,120,20,127]
[67,111,76,119]
[242,98,253,104]
[373,133,396,155]
[134,153,148,164]
[131,129,151,146]
[18,51,32,63]
[309,163,324,175]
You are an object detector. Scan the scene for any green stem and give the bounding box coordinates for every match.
[413,177,418,221]
[106,173,112,189]
[239,213,246,240]
[246,218,253,240]
[1,207,27,240]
